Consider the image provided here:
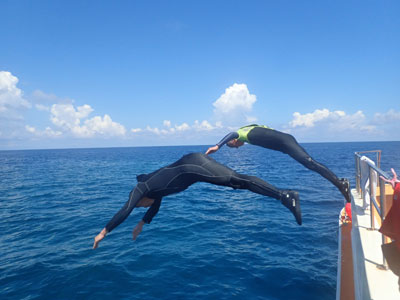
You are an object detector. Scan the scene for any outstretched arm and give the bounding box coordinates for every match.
[132,220,145,240]
[131,198,162,240]
[92,186,144,249]
[205,145,219,155]
[380,168,400,189]
[205,132,238,155]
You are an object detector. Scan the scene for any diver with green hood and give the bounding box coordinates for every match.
[206,124,350,202]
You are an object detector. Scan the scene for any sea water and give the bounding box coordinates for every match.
[1,142,399,300]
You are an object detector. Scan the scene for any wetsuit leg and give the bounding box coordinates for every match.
[248,127,350,201]
[180,154,302,225]
[190,154,285,199]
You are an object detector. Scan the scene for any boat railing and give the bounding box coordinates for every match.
[354,150,390,268]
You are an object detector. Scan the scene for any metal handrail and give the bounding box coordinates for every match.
[355,151,390,268]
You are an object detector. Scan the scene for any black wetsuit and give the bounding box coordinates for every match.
[216,125,350,202]
[105,153,301,233]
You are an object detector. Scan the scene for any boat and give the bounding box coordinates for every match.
[336,150,400,299]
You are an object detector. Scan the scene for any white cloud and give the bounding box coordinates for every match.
[0,71,31,114]
[142,122,191,135]
[289,108,370,131]
[0,71,33,143]
[131,120,218,137]
[49,103,126,138]
[373,109,400,125]
[290,109,337,128]
[212,83,257,125]
[146,126,161,135]
[213,83,256,114]
[175,122,190,131]
[25,125,35,134]
[80,114,126,137]
[44,127,63,137]
[131,128,143,133]
[25,125,62,137]
[31,91,63,112]
[193,120,214,131]
[50,104,93,129]
[6,71,399,148]
[284,108,387,142]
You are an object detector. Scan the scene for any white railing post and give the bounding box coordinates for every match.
[369,167,375,230]
[379,177,387,268]
[355,150,389,270]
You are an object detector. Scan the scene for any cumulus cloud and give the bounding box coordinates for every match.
[80,114,126,137]
[283,108,393,142]
[0,71,33,143]
[30,90,73,112]
[49,103,126,138]
[373,109,400,125]
[25,125,62,137]
[50,104,93,129]
[212,83,257,125]
[289,108,374,131]
[290,109,333,128]
[145,126,162,135]
[131,120,218,137]
[131,128,143,133]
[175,122,190,131]
[193,120,214,131]
[0,71,31,115]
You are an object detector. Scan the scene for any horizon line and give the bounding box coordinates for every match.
[1,140,399,152]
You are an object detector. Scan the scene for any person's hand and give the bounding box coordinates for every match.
[132,220,145,240]
[205,145,219,155]
[380,168,400,189]
[93,228,107,249]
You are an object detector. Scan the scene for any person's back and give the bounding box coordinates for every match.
[139,153,214,198]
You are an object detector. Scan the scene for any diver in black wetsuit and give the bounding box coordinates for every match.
[93,153,301,249]
[205,124,350,202]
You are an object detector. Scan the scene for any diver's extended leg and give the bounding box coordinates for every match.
[176,154,302,225]
[230,173,302,225]
[249,128,350,202]
[283,138,350,202]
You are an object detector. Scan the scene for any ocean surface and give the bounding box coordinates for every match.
[1,141,399,300]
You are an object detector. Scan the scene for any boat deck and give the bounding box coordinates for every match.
[350,188,400,299]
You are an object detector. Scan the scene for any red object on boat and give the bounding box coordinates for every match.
[345,203,352,221]
[379,183,400,246]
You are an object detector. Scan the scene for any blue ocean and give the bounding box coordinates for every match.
[1,142,399,300]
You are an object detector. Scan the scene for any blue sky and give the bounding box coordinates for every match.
[1,0,399,150]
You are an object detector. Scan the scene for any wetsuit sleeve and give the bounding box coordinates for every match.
[142,198,162,224]
[216,132,239,148]
[105,185,144,233]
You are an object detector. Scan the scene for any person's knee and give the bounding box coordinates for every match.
[230,176,246,189]
[302,157,319,171]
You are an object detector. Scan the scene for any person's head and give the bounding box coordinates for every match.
[227,139,244,148]
[136,197,155,207]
